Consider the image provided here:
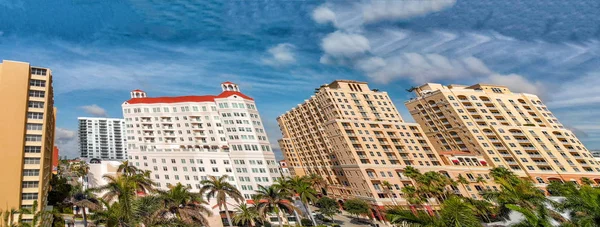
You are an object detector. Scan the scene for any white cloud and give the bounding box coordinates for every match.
[312,5,337,26]
[362,0,457,23]
[262,43,296,66]
[55,127,79,158]
[357,54,492,84]
[486,74,545,96]
[546,73,600,108]
[321,31,370,57]
[80,104,108,117]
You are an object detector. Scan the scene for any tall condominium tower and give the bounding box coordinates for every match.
[278,80,492,212]
[78,117,127,160]
[122,82,280,200]
[0,60,56,225]
[405,83,600,185]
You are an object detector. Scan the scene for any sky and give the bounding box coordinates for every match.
[1,0,599,158]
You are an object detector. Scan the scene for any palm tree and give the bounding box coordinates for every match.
[386,208,440,226]
[386,196,482,227]
[476,176,487,189]
[506,204,553,227]
[71,161,90,188]
[293,181,318,226]
[273,177,302,223]
[403,166,421,179]
[116,161,139,177]
[550,183,600,226]
[158,183,212,226]
[93,175,137,225]
[1,208,19,227]
[438,196,482,227]
[382,181,397,205]
[233,203,262,227]
[401,185,424,208]
[69,189,100,227]
[254,185,297,227]
[580,177,594,186]
[89,199,122,227]
[305,173,326,191]
[456,174,470,195]
[200,175,243,227]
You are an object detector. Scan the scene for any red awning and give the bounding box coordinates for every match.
[480,160,487,165]
[452,160,460,164]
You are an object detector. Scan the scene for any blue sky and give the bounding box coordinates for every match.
[1,0,599,158]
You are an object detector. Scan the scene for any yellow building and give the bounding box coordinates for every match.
[405,83,600,185]
[0,60,55,224]
[278,80,493,214]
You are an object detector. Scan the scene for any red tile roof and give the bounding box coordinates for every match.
[132,89,144,92]
[216,91,253,100]
[222,81,234,84]
[125,91,253,104]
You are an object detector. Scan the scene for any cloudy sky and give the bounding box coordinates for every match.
[1,0,599,158]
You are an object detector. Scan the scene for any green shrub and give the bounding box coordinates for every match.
[73,214,83,219]
[300,218,313,226]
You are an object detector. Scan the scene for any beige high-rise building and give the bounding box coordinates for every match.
[0,60,56,225]
[405,83,600,185]
[278,80,493,215]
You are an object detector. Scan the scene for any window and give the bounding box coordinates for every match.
[22,181,39,188]
[26,123,43,131]
[24,158,40,164]
[23,169,39,176]
[25,146,41,153]
[31,68,47,75]
[28,101,44,108]
[27,112,44,119]
[22,193,38,200]
[29,80,46,87]
[29,90,45,98]
[25,135,42,141]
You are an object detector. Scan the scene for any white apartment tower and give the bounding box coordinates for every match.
[121,82,280,200]
[78,117,127,160]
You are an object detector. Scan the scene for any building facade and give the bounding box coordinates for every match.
[0,60,56,224]
[405,83,600,185]
[78,117,127,160]
[277,80,493,211]
[121,82,280,200]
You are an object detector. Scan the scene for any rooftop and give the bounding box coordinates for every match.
[125,91,253,104]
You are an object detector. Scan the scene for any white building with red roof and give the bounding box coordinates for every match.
[122,82,281,224]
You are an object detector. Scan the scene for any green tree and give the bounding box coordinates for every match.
[116,161,139,177]
[549,183,600,226]
[254,185,296,227]
[438,196,482,227]
[93,175,137,226]
[386,196,482,227]
[157,183,213,226]
[200,175,243,227]
[69,189,100,227]
[316,197,339,223]
[456,174,470,196]
[382,181,397,205]
[233,203,262,227]
[343,199,371,219]
[47,174,73,207]
[580,177,594,186]
[294,182,318,226]
[506,204,552,227]
[386,208,440,226]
